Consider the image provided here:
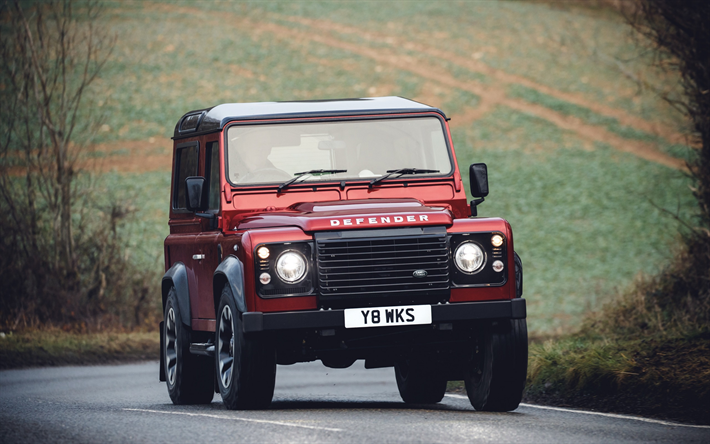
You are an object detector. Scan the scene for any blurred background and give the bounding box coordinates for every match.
[0,0,696,336]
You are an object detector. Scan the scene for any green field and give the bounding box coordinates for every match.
[94,1,694,334]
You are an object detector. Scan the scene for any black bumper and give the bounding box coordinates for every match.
[242,298,526,333]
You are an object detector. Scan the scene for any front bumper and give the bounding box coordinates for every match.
[242,298,526,333]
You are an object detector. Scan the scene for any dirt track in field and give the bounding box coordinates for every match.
[84,139,172,173]
[97,4,690,173]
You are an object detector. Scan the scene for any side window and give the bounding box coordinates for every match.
[205,141,220,211]
[173,142,199,210]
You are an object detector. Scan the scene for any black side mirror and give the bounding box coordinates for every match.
[469,163,489,198]
[469,163,489,217]
[185,176,208,212]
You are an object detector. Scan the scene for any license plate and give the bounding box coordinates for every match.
[344,305,432,329]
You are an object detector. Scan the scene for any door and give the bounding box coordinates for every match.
[193,141,222,322]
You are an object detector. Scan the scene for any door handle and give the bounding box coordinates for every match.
[192,254,205,260]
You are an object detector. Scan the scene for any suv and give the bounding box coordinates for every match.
[159,97,527,411]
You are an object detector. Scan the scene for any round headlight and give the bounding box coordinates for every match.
[454,242,485,274]
[275,251,307,283]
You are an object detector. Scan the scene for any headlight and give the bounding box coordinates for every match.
[454,242,485,274]
[275,251,307,283]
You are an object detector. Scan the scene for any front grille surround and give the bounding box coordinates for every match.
[315,226,450,308]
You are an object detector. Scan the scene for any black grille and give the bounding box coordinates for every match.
[316,227,450,307]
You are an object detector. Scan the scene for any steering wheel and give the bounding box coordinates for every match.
[240,167,292,183]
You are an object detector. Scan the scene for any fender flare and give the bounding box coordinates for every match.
[213,255,247,314]
[162,262,191,327]
[514,252,523,298]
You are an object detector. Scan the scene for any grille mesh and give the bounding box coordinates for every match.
[316,230,450,299]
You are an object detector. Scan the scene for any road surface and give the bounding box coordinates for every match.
[1,361,708,443]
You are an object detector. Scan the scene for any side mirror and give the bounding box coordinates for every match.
[469,163,488,217]
[469,163,489,198]
[185,176,208,212]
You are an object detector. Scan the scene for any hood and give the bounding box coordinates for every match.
[233,199,453,232]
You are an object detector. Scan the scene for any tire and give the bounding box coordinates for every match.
[164,288,214,404]
[216,285,276,410]
[394,358,447,404]
[464,318,528,412]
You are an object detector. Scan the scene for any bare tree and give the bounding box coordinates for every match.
[621,0,710,326]
[626,1,710,224]
[0,0,145,328]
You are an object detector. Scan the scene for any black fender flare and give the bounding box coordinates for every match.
[213,255,247,314]
[162,262,191,327]
[514,252,523,298]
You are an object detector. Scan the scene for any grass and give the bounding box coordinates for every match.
[0,329,159,369]
[507,84,695,161]
[508,84,640,135]
[96,2,402,143]
[443,90,482,115]
[92,1,685,143]
[229,0,682,123]
[523,329,710,425]
[454,105,695,332]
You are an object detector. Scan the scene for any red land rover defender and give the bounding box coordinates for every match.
[160,97,527,411]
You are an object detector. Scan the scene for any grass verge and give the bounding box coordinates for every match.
[0,329,159,370]
[525,332,710,425]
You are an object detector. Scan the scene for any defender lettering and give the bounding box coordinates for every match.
[328,214,429,227]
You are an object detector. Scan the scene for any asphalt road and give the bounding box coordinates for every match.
[1,361,708,443]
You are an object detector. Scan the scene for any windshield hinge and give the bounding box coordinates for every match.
[223,182,232,203]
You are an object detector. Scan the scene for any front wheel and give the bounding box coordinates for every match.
[464,319,528,412]
[216,285,276,410]
[394,358,447,404]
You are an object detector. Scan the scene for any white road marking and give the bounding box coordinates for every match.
[122,408,343,432]
[444,394,710,430]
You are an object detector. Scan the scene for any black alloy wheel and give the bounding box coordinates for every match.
[217,303,235,390]
[164,287,214,404]
[215,285,276,410]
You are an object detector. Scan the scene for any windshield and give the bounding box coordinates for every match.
[226,117,452,186]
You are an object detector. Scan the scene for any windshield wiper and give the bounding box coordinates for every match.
[369,168,440,188]
[278,169,347,192]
